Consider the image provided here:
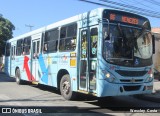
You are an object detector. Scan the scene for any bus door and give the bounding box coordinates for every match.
[31,34,41,81]
[79,29,88,91]
[79,27,98,92]
[10,44,16,76]
[89,26,98,91]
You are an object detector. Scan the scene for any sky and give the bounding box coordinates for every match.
[0,0,160,37]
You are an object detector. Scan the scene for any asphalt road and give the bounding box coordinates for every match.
[0,72,160,116]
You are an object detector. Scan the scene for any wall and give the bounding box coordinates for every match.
[152,28,160,71]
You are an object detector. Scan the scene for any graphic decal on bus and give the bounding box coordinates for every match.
[38,54,48,84]
[23,56,35,81]
[60,55,69,65]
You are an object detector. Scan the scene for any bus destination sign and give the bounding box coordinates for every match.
[109,13,139,25]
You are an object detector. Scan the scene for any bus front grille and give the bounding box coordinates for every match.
[123,85,141,91]
[120,79,143,83]
[115,70,147,77]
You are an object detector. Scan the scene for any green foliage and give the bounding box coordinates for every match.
[0,15,15,56]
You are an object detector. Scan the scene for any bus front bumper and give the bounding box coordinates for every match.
[97,79,153,97]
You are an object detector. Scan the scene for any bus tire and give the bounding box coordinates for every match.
[60,74,75,100]
[15,69,22,85]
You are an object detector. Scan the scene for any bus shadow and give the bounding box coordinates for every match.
[0,73,144,112]
[27,84,137,112]
[0,73,15,82]
[84,96,134,111]
[35,84,61,95]
[32,84,97,101]
[27,84,134,111]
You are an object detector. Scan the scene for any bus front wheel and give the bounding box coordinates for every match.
[60,74,75,100]
[15,69,22,85]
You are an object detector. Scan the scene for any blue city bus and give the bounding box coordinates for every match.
[5,8,155,100]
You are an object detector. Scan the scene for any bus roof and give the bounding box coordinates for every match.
[7,8,149,42]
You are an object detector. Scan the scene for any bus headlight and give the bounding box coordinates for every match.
[106,73,110,78]
[149,75,154,82]
[150,73,153,78]
[146,68,154,82]
[101,70,117,83]
[105,73,115,83]
[145,76,154,82]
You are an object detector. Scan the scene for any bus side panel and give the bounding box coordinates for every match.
[15,56,28,81]
[58,52,78,91]
[38,53,58,87]
[49,53,59,87]
[37,51,78,91]
[4,57,10,76]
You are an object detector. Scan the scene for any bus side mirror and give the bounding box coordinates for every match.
[152,35,155,54]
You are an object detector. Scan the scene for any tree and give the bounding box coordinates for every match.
[0,15,15,56]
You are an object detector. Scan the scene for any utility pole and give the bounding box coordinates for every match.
[25,24,34,31]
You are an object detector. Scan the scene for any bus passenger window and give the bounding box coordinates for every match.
[23,37,31,55]
[60,27,66,38]
[59,23,77,52]
[37,41,40,54]
[43,43,48,52]
[16,39,23,56]
[59,39,65,51]
[5,43,11,56]
[44,28,59,53]
[71,37,76,50]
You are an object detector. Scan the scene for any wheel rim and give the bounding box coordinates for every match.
[62,80,70,95]
[16,76,19,82]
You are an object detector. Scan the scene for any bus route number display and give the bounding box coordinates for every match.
[110,13,139,25]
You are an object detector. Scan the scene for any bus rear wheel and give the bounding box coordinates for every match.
[15,69,22,85]
[60,74,75,100]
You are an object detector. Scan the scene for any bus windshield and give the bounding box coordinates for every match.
[103,24,152,67]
